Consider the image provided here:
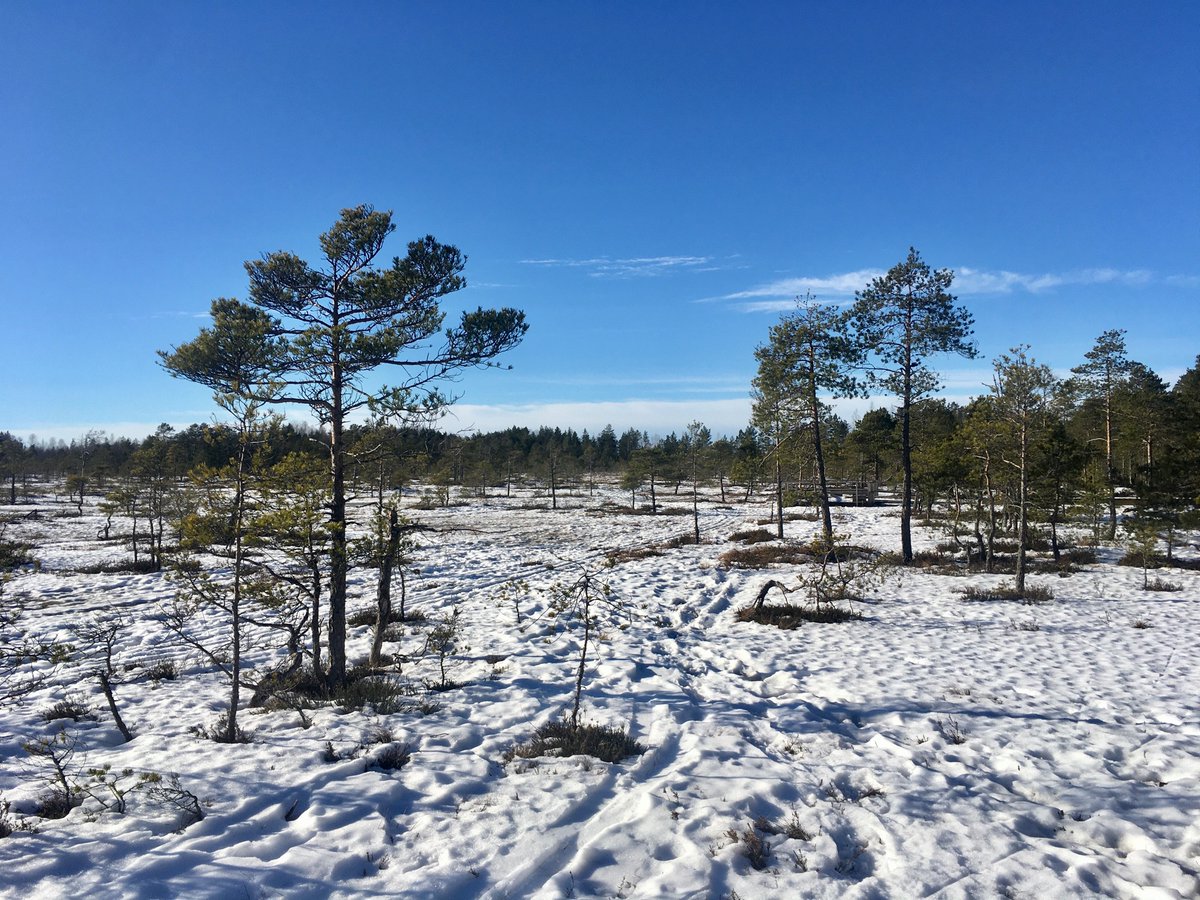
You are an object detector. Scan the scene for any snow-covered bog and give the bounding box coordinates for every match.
[1,489,1197,899]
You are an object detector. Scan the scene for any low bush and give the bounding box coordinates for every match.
[369,742,412,771]
[331,675,411,714]
[0,798,39,837]
[728,528,776,544]
[1062,547,1097,564]
[189,719,252,743]
[959,582,1054,604]
[347,607,379,628]
[1144,577,1182,592]
[146,660,178,682]
[347,606,419,628]
[1117,552,1164,570]
[735,603,861,629]
[719,543,813,569]
[0,537,35,570]
[34,791,78,820]
[606,533,697,566]
[504,718,645,764]
[41,698,95,723]
[70,559,165,575]
[878,548,957,570]
[606,546,662,564]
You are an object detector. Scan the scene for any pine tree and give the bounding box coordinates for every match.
[753,299,861,550]
[162,206,526,686]
[850,248,977,563]
[1068,329,1133,541]
[989,346,1056,594]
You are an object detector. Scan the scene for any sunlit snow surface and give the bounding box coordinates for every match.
[1,487,1198,899]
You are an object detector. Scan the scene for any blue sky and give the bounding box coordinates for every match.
[4,1,1197,442]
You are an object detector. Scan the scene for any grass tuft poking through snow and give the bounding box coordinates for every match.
[504,717,646,763]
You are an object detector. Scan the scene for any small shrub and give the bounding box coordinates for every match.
[146,660,178,682]
[728,528,775,544]
[719,543,812,569]
[34,791,78,820]
[1019,584,1055,604]
[141,774,204,830]
[369,742,412,771]
[363,726,394,745]
[960,584,1016,602]
[785,511,820,522]
[753,810,813,841]
[735,603,861,629]
[189,719,252,743]
[0,536,35,570]
[934,715,967,745]
[322,741,354,763]
[782,809,813,841]
[505,718,645,763]
[879,548,956,569]
[347,607,379,628]
[1131,618,1152,629]
[70,559,164,575]
[606,545,663,565]
[726,822,771,870]
[0,798,39,837]
[423,609,467,692]
[959,583,1053,604]
[1144,577,1181,593]
[41,698,95,723]
[331,676,410,714]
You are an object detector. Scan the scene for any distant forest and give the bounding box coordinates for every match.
[4,342,1198,528]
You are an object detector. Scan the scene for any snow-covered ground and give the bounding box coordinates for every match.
[1,485,1197,899]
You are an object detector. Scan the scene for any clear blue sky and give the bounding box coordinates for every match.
[4,1,1197,442]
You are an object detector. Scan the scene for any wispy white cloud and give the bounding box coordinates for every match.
[520,255,717,278]
[1164,274,1200,289]
[954,267,1154,293]
[721,269,885,301]
[720,265,1187,311]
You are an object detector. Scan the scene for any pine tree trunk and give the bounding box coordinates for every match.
[775,451,784,540]
[370,508,401,667]
[328,355,348,687]
[1015,419,1029,595]
[1105,394,1117,541]
[900,386,914,564]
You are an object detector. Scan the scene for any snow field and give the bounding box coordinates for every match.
[0,490,1197,898]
